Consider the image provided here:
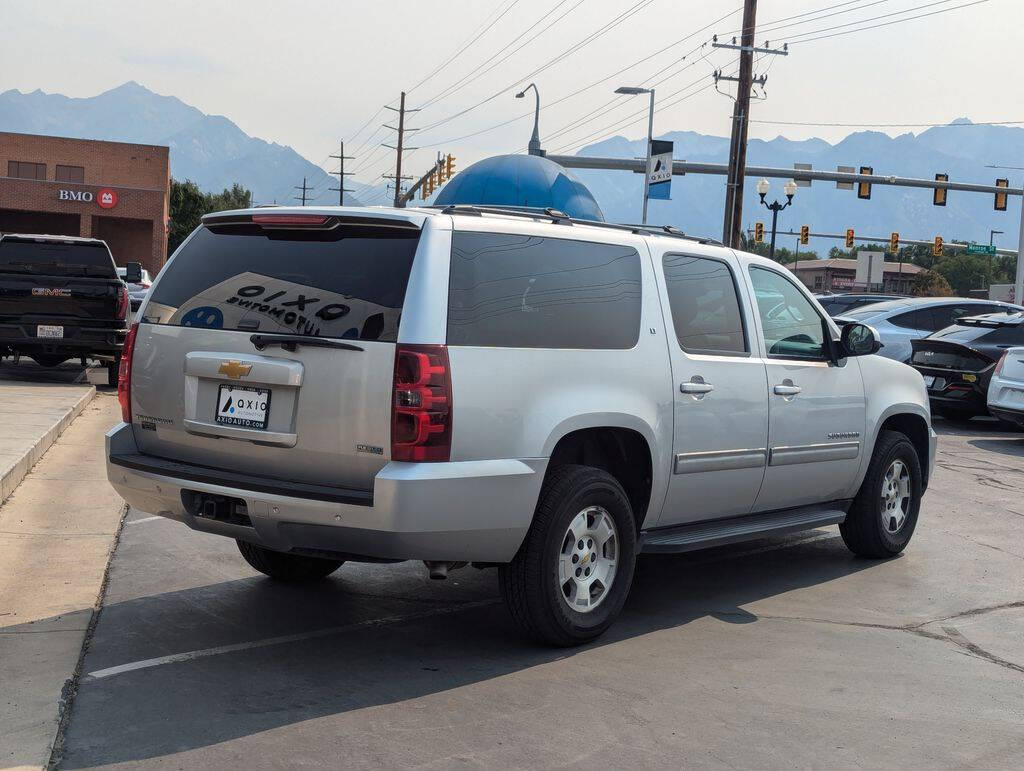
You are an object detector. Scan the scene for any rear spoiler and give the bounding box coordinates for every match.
[201,212,421,231]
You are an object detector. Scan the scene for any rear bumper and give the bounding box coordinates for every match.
[988,404,1024,426]
[0,322,125,355]
[106,422,545,563]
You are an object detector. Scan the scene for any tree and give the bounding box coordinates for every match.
[912,269,953,297]
[168,179,253,254]
[933,252,991,295]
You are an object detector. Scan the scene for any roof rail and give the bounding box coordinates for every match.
[428,204,720,244]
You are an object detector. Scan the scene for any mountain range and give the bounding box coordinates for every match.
[573,122,1023,251]
[2,82,1019,252]
[0,82,361,206]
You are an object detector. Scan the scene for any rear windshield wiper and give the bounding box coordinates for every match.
[250,333,363,353]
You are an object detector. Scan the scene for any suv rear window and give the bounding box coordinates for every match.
[145,223,420,342]
[0,237,117,278]
[447,231,641,349]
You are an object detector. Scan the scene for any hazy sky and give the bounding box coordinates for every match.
[1,0,1018,184]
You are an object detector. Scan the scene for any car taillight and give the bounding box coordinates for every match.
[116,285,129,319]
[391,344,452,462]
[994,350,1008,376]
[118,322,138,423]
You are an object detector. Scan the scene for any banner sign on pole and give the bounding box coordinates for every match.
[648,140,673,200]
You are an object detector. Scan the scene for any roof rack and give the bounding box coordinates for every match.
[427,204,720,244]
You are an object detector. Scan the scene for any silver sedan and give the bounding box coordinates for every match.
[839,296,1023,362]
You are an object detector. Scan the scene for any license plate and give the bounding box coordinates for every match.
[216,385,270,430]
[922,375,935,388]
[36,325,64,338]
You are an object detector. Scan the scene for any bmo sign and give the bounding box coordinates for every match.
[58,188,118,209]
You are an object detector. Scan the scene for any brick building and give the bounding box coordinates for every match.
[788,258,924,295]
[0,132,169,274]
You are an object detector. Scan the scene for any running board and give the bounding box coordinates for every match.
[641,503,849,554]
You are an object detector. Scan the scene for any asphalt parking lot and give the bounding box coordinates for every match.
[44,418,1024,768]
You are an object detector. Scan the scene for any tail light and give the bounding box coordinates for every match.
[118,322,139,423]
[116,285,130,319]
[994,350,1008,376]
[391,344,452,462]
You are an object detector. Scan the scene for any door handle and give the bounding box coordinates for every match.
[773,383,802,396]
[680,379,714,395]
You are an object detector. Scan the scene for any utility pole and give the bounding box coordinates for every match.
[294,177,312,206]
[329,140,354,206]
[721,0,757,248]
[383,91,418,207]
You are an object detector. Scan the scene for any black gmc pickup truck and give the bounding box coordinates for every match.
[0,233,139,384]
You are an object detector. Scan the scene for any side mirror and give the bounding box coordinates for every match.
[124,262,143,283]
[840,322,881,357]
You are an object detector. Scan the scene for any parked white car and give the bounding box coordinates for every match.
[988,346,1024,428]
[840,297,1024,362]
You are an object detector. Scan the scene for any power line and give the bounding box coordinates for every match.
[418,4,743,150]
[417,0,657,133]
[720,0,886,37]
[780,0,989,44]
[408,0,524,95]
[417,0,579,111]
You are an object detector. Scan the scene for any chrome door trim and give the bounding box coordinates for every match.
[183,418,298,448]
[768,441,860,467]
[674,448,767,474]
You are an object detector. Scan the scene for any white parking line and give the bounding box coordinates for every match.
[125,515,163,526]
[86,598,501,680]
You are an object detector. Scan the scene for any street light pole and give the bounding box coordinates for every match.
[515,83,542,156]
[615,85,655,224]
[756,178,797,262]
[643,89,655,225]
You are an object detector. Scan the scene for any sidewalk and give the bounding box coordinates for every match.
[0,383,96,505]
[0,393,125,770]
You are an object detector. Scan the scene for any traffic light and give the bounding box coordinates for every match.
[933,173,948,206]
[933,236,943,257]
[799,225,809,245]
[845,228,854,248]
[889,232,899,254]
[995,178,1009,211]
[754,222,764,243]
[857,166,872,200]
[446,154,456,179]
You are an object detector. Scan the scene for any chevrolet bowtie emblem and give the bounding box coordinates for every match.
[218,360,252,379]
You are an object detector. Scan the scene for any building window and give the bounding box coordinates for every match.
[814,276,823,289]
[8,161,46,180]
[55,165,85,183]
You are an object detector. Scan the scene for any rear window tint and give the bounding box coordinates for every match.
[447,231,641,349]
[146,223,420,342]
[662,254,747,354]
[0,238,116,278]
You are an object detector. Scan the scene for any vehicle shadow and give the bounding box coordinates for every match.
[967,437,1024,457]
[52,533,880,767]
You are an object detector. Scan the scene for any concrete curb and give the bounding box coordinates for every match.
[0,386,96,505]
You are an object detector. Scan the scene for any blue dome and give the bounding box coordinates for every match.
[434,154,604,222]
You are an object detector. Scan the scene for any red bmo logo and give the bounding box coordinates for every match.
[97,188,117,209]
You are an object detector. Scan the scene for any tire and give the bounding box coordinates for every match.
[31,354,69,368]
[107,358,120,387]
[236,540,343,581]
[499,464,637,647]
[840,430,923,558]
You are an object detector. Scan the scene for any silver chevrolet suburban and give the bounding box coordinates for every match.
[107,205,936,646]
